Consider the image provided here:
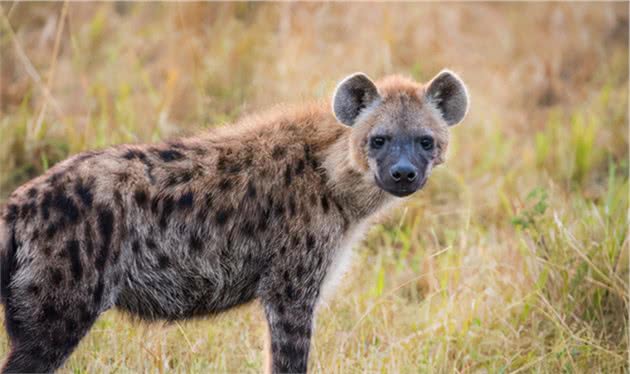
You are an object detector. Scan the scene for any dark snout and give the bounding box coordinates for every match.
[379,157,426,197]
[390,160,418,184]
[373,140,430,197]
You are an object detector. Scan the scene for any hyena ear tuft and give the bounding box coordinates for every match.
[332,73,381,126]
[425,70,469,126]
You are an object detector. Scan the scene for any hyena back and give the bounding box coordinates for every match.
[0,70,469,373]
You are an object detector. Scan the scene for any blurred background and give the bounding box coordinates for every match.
[0,2,628,372]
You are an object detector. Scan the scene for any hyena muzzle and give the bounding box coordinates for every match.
[0,70,468,373]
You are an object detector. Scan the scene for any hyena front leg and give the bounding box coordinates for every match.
[261,264,324,374]
[263,296,316,374]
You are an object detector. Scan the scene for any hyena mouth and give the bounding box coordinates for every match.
[374,175,425,198]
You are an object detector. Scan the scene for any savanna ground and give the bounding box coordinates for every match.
[0,2,628,373]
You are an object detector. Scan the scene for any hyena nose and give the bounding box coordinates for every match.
[390,163,418,183]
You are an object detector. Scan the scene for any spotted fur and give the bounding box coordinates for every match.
[0,71,468,373]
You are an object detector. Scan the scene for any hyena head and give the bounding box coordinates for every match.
[332,70,469,197]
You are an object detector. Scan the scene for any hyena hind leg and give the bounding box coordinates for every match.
[1,280,106,373]
[2,307,101,374]
[2,305,101,374]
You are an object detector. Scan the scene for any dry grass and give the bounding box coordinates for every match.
[0,2,628,373]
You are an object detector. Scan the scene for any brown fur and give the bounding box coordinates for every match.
[0,71,467,373]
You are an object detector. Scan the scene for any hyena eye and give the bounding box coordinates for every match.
[370,136,386,149]
[418,136,434,151]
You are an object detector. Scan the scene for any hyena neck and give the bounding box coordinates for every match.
[321,133,396,223]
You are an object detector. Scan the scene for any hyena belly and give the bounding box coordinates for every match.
[114,222,270,321]
[110,178,277,320]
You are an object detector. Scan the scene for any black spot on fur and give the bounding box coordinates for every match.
[132,240,141,254]
[285,284,295,300]
[117,172,130,184]
[93,276,104,306]
[178,191,194,210]
[272,145,286,160]
[45,219,66,240]
[66,240,83,282]
[42,246,52,257]
[123,149,146,160]
[216,208,231,225]
[47,172,63,186]
[42,303,60,323]
[276,303,285,316]
[156,149,185,162]
[84,224,94,257]
[27,187,38,198]
[159,196,175,229]
[287,195,297,217]
[246,180,257,199]
[40,191,52,220]
[27,283,40,295]
[316,255,324,269]
[74,180,93,208]
[189,234,203,253]
[296,264,305,278]
[320,195,330,213]
[218,178,232,191]
[165,170,193,187]
[50,268,64,286]
[309,193,317,206]
[295,159,305,176]
[284,164,292,187]
[217,155,228,172]
[280,246,287,256]
[19,201,36,220]
[158,255,170,269]
[306,234,316,250]
[196,193,214,221]
[274,200,285,217]
[304,144,319,169]
[134,188,149,208]
[51,189,80,224]
[228,163,241,174]
[95,207,114,271]
[291,235,301,248]
[145,238,157,251]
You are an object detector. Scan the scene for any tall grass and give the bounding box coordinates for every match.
[0,2,627,372]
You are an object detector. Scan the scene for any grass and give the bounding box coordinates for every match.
[0,2,628,373]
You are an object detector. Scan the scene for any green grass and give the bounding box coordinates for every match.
[0,3,628,372]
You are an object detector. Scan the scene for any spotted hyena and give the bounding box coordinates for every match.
[0,70,469,373]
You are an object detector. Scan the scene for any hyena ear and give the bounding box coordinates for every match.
[332,73,381,126]
[425,69,469,126]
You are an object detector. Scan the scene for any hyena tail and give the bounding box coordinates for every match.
[0,209,18,306]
